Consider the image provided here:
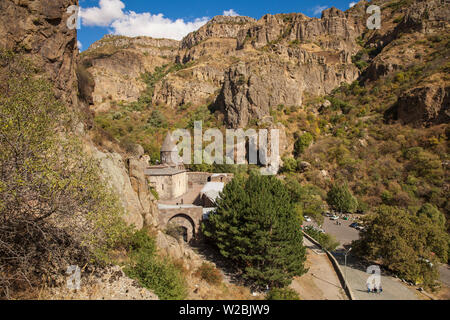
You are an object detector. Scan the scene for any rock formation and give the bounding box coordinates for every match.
[81,35,179,112]
[394,84,450,126]
[0,0,79,106]
[0,0,159,231]
[83,8,364,128]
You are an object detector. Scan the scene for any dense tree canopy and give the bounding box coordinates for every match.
[203,173,307,289]
[327,183,358,213]
[353,205,449,287]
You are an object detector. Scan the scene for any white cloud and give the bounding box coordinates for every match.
[79,0,209,40]
[223,9,239,17]
[111,12,208,40]
[77,40,83,51]
[80,0,125,26]
[312,5,328,16]
[349,2,357,8]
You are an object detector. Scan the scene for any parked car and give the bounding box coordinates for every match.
[324,212,333,217]
[330,215,340,221]
[350,223,359,229]
[304,216,312,222]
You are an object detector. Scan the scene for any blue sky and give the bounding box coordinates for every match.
[77,0,360,51]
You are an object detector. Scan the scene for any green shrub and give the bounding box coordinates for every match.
[327,97,354,114]
[148,109,167,128]
[355,60,368,70]
[125,230,188,300]
[294,132,314,156]
[304,227,340,252]
[194,263,223,285]
[0,52,132,296]
[266,287,300,300]
[281,157,299,173]
[327,183,358,214]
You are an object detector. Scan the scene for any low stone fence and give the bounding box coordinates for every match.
[187,172,212,185]
[302,231,356,300]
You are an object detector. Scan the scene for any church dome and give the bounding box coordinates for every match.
[161,133,177,152]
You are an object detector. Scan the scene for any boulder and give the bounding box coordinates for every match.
[387,84,449,127]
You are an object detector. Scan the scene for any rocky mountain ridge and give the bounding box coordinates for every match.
[83,0,449,131]
[82,6,366,128]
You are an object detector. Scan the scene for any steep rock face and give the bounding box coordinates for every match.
[237,9,363,52]
[0,0,79,106]
[90,147,159,230]
[180,16,256,49]
[0,0,160,230]
[393,84,450,126]
[152,63,220,108]
[214,8,363,128]
[365,0,449,81]
[400,0,450,33]
[216,48,360,128]
[217,59,303,128]
[127,157,159,227]
[81,35,179,112]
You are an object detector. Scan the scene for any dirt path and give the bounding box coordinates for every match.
[291,237,347,300]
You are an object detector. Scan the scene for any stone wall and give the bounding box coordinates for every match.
[148,172,188,200]
[188,172,214,185]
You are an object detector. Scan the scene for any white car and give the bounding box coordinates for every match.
[304,216,312,222]
[330,215,340,221]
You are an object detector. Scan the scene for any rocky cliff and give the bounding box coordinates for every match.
[83,0,449,131]
[83,9,364,128]
[0,0,79,106]
[81,35,179,112]
[0,0,161,232]
[362,0,450,126]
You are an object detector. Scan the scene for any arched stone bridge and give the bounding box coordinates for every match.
[157,204,204,242]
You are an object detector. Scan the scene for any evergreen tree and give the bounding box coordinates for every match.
[326,183,358,213]
[294,132,314,157]
[203,173,307,288]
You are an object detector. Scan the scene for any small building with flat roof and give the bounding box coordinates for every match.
[200,182,225,208]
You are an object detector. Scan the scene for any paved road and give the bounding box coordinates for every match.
[333,252,421,300]
[306,216,450,292]
[306,217,422,300]
[307,218,360,249]
[291,237,347,300]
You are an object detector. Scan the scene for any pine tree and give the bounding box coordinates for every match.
[203,173,307,288]
[326,183,358,213]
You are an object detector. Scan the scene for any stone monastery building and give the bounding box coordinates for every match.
[145,133,233,242]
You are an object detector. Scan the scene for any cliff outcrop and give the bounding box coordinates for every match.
[0,0,79,105]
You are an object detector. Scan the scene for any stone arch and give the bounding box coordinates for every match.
[168,214,196,242]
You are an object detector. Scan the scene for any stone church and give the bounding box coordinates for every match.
[144,133,234,243]
[145,133,188,200]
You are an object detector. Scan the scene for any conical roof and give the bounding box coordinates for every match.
[161,133,177,152]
